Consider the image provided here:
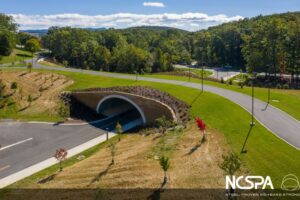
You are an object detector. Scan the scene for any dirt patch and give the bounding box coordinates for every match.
[0,71,73,118]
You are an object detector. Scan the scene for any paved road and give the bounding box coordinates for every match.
[174,64,240,80]
[207,68,241,81]
[0,121,105,179]
[32,60,300,149]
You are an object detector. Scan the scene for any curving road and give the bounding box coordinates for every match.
[174,64,241,81]
[0,59,299,187]
[32,60,300,150]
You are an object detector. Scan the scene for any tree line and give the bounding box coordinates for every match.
[0,13,40,61]
[42,27,192,73]
[0,14,18,56]
[193,12,300,87]
[1,12,300,86]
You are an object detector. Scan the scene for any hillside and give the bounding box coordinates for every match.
[0,71,73,121]
[125,25,188,32]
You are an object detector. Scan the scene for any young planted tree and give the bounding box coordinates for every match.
[219,152,241,176]
[54,148,68,171]
[196,117,206,142]
[108,142,117,165]
[115,122,123,142]
[0,80,6,109]
[0,79,5,98]
[155,116,172,134]
[27,94,33,106]
[219,152,241,196]
[10,82,18,94]
[58,101,70,119]
[159,155,170,184]
[27,62,32,73]
[62,60,69,67]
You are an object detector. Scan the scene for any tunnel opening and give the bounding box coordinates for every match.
[95,95,145,132]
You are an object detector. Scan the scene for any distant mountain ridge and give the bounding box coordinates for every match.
[125,26,188,32]
[20,27,107,37]
[20,26,187,37]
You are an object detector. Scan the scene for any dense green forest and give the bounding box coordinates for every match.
[1,12,300,87]
[0,13,40,59]
[194,12,300,87]
[42,27,192,73]
[0,14,18,56]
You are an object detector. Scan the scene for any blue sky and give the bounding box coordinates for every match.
[1,0,299,31]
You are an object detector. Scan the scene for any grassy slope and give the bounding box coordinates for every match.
[0,102,62,122]
[39,61,65,68]
[0,49,32,64]
[1,69,299,188]
[34,59,300,120]
[142,74,300,121]
[173,68,213,77]
[48,70,300,187]
[0,70,73,122]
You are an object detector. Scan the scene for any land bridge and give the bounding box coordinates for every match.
[64,86,189,131]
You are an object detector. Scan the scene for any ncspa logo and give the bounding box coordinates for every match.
[226,176,274,190]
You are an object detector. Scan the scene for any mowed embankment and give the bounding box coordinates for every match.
[3,124,230,199]
[0,71,73,121]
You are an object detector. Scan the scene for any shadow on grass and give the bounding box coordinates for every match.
[16,53,32,58]
[37,173,57,184]
[147,177,168,200]
[18,105,30,112]
[152,134,163,141]
[241,125,254,154]
[189,91,203,107]
[186,136,206,156]
[87,161,114,187]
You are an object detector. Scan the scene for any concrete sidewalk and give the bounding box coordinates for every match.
[0,132,115,188]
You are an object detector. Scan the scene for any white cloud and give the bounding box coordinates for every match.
[143,2,165,8]
[10,13,244,31]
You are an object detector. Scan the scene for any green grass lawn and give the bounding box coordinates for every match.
[39,60,65,68]
[0,103,63,122]
[174,67,213,77]
[142,73,300,121]
[1,68,299,189]
[37,69,300,187]
[37,60,300,121]
[27,58,300,120]
[0,48,33,64]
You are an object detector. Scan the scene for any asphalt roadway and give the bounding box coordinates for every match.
[0,121,105,180]
[173,64,241,80]
[33,60,300,150]
[0,59,299,183]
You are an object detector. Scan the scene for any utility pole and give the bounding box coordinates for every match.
[136,72,138,82]
[241,72,256,153]
[226,71,229,85]
[188,66,191,82]
[267,84,271,104]
[251,75,255,127]
[106,128,109,141]
[201,51,204,92]
[202,63,204,93]
[267,72,271,105]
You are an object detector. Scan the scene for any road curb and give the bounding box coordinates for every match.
[0,132,116,188]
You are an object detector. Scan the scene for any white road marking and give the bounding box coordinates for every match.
[0,165,10,172]
[0,138,33,151]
